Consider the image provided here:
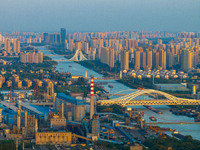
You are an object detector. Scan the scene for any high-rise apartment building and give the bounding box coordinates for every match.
[109,47,115,68]
[166,50,173,68]
[153,51,160,68]
[159,50,166,69]
[120,49,129,71]
[4,39,11,54]
[82,41,89,54]
[146,50,152,70]
[100,47,109,65]
[134,50,141,70]
[180,48,192,71]
[13,39,20,53]
[75,41,82,50]
[20,52,43,63]
[100,47,115,68]
[69,39,74,51]
[60,28,66,47]
[43,33,49,43]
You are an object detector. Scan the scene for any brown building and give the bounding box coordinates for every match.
[4,39,11,54]
[13,39,20,53]
[146,50,152,70]
[50,114,66,129]
[134,50,140,70]
[120,49,129,71]
[153,51,159,68]
[140,51,146,69]
[20,52,43,63]
[36,132,72,145]
[109,47,115,68]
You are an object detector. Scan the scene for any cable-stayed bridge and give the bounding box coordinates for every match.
[44,49,88,62]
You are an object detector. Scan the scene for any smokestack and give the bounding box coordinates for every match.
[35,118,38,133]
[53,93,56,110]
[85,70,88,78]
[25,111,28,127]
[17,109,21,133]
[193,85,196,95]
[90,76,95,119]
[0,108,3,123]
[18,94,21,110]
[61,103,64,118]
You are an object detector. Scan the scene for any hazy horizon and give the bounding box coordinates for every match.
[0,0,199,32]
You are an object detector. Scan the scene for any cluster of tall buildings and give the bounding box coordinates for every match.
[100,47,114,68]
[1,30,200,72]
[180,48,199,71]
[20,52,43,63]
[51,30,199,72]
[134,38,200,71]
[0,32,42,43]
[2,38,20,55]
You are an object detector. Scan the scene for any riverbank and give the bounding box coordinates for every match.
[77,60,119,77]
[40,47,200,140]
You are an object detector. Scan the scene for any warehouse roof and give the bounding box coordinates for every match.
[57,93,85,105]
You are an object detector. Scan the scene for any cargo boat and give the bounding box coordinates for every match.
[172,131,185,139]
[151,126,175,131]
[103,88,109,93]
[108,85,113,88]
[149,116,157,121]
[144,105,163,114]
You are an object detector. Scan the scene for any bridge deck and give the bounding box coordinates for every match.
[146,122,200,124]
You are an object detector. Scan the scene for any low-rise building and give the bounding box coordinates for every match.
[36,132,72,145]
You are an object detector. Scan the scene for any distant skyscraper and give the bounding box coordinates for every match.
[43,33,49,43]
[166,49,173,68]
[69,39,74,51]
[75,41,82,50]
[13,39,20,54]
[153,51,159,68]
[135,50,141,70]
[120,49,129,71]
[4,39,11,54]
[20,52,43,63]
[61,28,66,48]
[146,50,152,70]
[100,47,109,66]
[159,49,166,69]
[109,47,115,68]
[180,48,193,71]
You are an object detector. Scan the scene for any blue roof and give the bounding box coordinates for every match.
[57,93,85,105]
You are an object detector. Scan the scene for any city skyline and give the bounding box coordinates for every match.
[0,0,199,32]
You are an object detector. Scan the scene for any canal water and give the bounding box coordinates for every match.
[39,47,200,140]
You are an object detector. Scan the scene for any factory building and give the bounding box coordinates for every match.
[55,93,85,122]
[36,132,72,145]
[17,102,49,121]
[50,103,66,129]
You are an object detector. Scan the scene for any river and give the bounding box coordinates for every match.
[39,47,200,140]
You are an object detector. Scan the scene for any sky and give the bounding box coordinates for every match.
[0,0,199,32]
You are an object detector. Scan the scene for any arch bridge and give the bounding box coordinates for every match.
[98,89,200,106]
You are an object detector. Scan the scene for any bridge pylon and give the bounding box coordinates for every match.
[68,49,88,61]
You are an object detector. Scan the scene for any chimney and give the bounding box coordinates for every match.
[61,103,64,118]
[0,108,3,123]
[90,76,95,119]
[35,118,38,133]
[25,111,28,127]
[18,94,21,110]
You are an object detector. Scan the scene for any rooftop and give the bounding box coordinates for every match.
[57,93,85,105]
